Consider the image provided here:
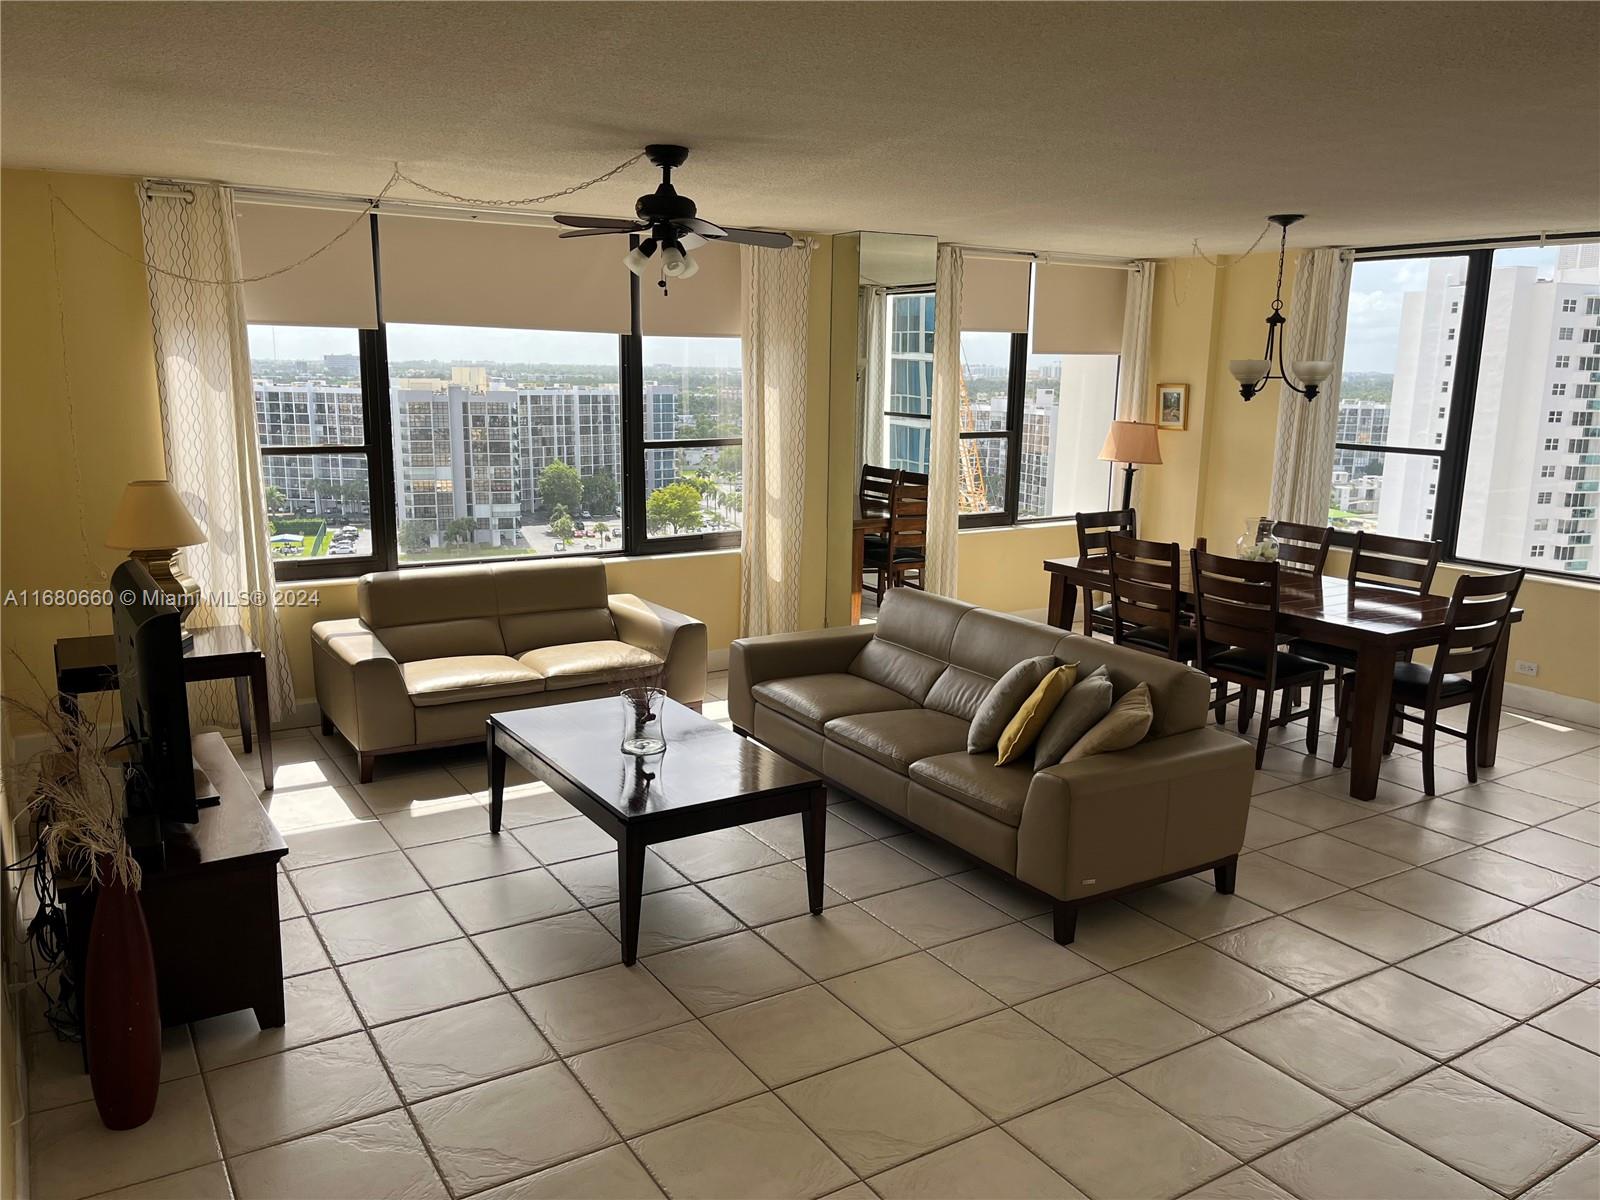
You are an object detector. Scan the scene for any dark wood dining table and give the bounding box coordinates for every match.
[1043,555,1523,802]
[850,498,892,624]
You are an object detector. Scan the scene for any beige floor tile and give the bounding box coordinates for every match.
[758,903,917,979]
[1448,781,1577,826]
[906,1009,1106,1120]
[1493,827,1600,880]
[1455,1025,1600,1137]
[1255,1114,1495,1199]
[85,1162,232,1200]
[831,798,908,838]
[1006,1079,1238,1200]
[548,850,686,908]
[1500,763,1600,808]
[277,874,303,919]
[378,799,495,849]
[29,1076,220,1200]
[778,1048,987,1175]
[594,884,743,955]
[372,993,554,1102]
[28,1026,197,1114]
[1253,784,1372,830]
[644,929,808,1015]
[1522,1144,1598,1200]
[1018,975,1208,1073]
[353,766,474,812]
[1243,808,1318,850]
[568,1021,763,1136]
[227,1109,447,1200]
[1321,967,1514,1059]
[1122,875,1274,939]
[405,832,538,888]
[1362,1068,1593,1196]
[869,1128,1086,1199]
[825,952,1002,1042]
[1531,987,1600,1054]
[411,1062,618,1194]
[205,1032,397,1156]
[1380,755,1472,797]
[858,879,1011,947]
[495,788,584,831]
[512,814,616,863]
[312,891,461,964]
[1180,1166,1295,1199]
[1402,937,1585,1018]
[472,1145,663,1200]
[1358,868,1521,932]
[474,910,622,988]
[1263,831,1411,886]
[191,968,361,1070]
[1538,882,1600,931]
[1429,846,1582,904]
[931,923,1100,1004]
[947,867,1052,919]
[1118,944,1298,1031]
[630,1093,855,1200]
[700,861,845,925]
[289,850,427,913]
[744,809,872,859]
[279,917,332,976]
[822,841,937,899]
[1330,814,1474,865]
[880,830,975,876]
[339,937,503,1026]
[1226,1000,1432,1105]
[1229,853,1345,912]
[517,963,691,1055]
[264,780,372,836]
[1041,900,1192,970]
[651,826,787,881]
[1476,909,1600,982]
[282,819,398,870]
[1207,915,1382,993]
[1289,891,1455,961]
[820,1185,878,1200]
[435,867,579,934]
[702,983,891,1086]
[1388,797,1527,845]
[1304,770,1424,811]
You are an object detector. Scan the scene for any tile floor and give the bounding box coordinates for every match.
[22,671,1600,1200]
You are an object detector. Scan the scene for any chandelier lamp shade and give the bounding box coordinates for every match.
[1228,214,1334,403]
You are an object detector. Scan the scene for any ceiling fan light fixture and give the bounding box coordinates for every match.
[676,253,700,280]
[623,238,657,276]
[660,242,689,278]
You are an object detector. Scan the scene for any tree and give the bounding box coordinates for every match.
[550,511,575,546]
[582,472,618,517]
[538,460,583,516]
[264,485,287,514]
[593,521,611,543]
[445,517,478,546]
[399,520,433,554]
[646,482,705,535]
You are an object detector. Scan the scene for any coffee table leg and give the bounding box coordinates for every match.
[487,724,507,835]
[618,833,646,965]
[802,787,826,914]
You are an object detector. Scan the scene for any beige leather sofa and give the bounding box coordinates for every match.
[730,589,1252,943]
[313,558,706,780]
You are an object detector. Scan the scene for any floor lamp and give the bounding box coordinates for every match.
[1098,420,1163,512]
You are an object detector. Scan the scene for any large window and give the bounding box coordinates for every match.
[1333,239,1599,578]
[637,336,743,548]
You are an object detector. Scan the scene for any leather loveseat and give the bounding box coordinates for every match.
[729,589,1252,943]
[313,558,706,780]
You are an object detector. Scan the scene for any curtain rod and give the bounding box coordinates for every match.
[953,243,1140,271]
[1355,230,1600,259]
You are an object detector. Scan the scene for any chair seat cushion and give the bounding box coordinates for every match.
[864,545,926,565]
[1123,625,1224,661]
[824,708,971,774]
[1287,638,1357,670]
[752,674,917,732]
[1208,647,1326,682]
[1392,660,1473,702]
[517,640,662,691]
[401,655,544,708]
[910,752,1034,827]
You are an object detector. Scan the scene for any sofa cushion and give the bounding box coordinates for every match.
[823,708,970,775]
[1033,667,1113,769]
[948,607,1072,679]
[519,641,663,690]
[849,589,972,703]
[1063,681,1154,763]
[751,674,917,732]
[401,655,544,708]
[493,558,617,654]
[996,664,1077,766]
[910,752,1034,827]
[968,655,1056,753]
[360,565,507,662]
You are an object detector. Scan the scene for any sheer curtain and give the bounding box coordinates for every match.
[857,284,887,471]
[1269,248,1354,525]
[139,184,295,723]
[924,245,964,596]
[1116,261,1157,421]
[739,243,812,637]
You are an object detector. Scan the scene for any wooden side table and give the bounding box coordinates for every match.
[54,624,275,789]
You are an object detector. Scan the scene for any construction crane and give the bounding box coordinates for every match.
[957,350,988,512]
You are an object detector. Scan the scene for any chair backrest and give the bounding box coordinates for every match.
[1075,508,1137,564]
[887,474,929,558]
[1107,534,1184,657]
[859,464,899,514]
[1190,548,1281,666]
[1348,531,1441,594]
[1434,569,1525,687]
[1272,520,1333,576]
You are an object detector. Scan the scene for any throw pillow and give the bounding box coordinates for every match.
[1031,665,1113,768]
[1062,681,1154,763]
[967,655,1057,753]
[996,664,1077,766]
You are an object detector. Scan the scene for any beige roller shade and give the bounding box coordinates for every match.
[960,255,1031,333]
[1033,263,1128,354]
[639,239,740,337]
[378,213,631,333]
[235,200,378,328]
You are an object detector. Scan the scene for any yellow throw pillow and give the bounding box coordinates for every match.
[995,664,1077,766]
[1062,682,1154,763]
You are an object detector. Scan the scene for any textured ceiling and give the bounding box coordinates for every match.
[3,2,1595,257]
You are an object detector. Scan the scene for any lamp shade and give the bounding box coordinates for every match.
[1098,420,1163,466]
[105,480,206,550]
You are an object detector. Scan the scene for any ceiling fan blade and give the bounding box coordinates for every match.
[557,227,633,238]
[677,216,728,239]
[554,214,645,230]
[713,226,798,250]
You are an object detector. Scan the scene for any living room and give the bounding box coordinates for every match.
[2,4,1597,1199]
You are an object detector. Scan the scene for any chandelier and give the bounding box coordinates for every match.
[1228,214,1333,402]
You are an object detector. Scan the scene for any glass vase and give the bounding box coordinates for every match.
[1236,518,1280,563]
[619,686,667,756]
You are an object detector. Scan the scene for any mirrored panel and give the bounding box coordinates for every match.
[857,232,938,479]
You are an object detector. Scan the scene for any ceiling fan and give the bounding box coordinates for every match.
[554,144,795,284]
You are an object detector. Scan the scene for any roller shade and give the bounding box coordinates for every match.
[960,255,1031,333]
[639,239,740,337]
[235,199,378,328]
[378,213,631,333]
[1033,263,1128,355]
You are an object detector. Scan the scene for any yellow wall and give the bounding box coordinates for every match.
[955,522,1079,614]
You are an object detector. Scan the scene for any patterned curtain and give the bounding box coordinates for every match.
[139,184,296,723]
[1116,261,1157,421]
[739,243,811,637]
[857,284,887,472]
[924,245,964,595]
[1269,248,1354,526]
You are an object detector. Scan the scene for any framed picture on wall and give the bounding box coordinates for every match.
[1156,383,1188,431]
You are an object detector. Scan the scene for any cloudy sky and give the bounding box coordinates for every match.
[248,323,741,367]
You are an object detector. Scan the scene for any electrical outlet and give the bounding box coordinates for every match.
[1515,659,1539,677]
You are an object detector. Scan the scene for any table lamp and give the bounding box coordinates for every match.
[105,480,206,635]
[1098,420,1163,512]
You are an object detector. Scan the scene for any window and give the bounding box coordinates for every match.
[1553,383,1569,396]
[1542,465,1557,478]
[956,330,1013,518]
[1586,330,1600,344]
[1534,519,1549,532]
[1538,491,1553,504]
[637,336,743,547]
[1579,384,1599,399]
[1559,327,1575,340]
[1588,298,1600,315]
[1439,381,1450,393]
[1545,438,1561,451]
[1530,544,1546,557]
[1580,356,1600,371]
[1450,301,1460,314]
[1437,407,1447,419]
[1554,545,1578,561]
[1563,298,1579,312]
[1556,356,1571,369]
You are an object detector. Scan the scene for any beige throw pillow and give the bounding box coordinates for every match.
[1032,665,1112,768]
[967,655,1057,753]
[996,664,1078,766]
[1061,682,1154,763]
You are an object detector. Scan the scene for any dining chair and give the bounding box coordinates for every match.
[858,464,899,558]
[1191,548,1327,769]
[1108,534,1212,664]
[1074,508,1137,637]
[1271,520,1333,576]
[863,473,928,604]
[1334,568,1524,795]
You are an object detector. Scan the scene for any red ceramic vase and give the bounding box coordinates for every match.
[84,873,161,1129]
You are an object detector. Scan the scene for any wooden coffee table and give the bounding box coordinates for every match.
[487,697,827,965]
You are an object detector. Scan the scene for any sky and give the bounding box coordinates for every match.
[247,323,742,367]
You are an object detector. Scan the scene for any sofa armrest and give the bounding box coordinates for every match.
[310,618,415,752]
[609,593,708,705]
[1015,728,1253,901]
[728,625,878,731]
